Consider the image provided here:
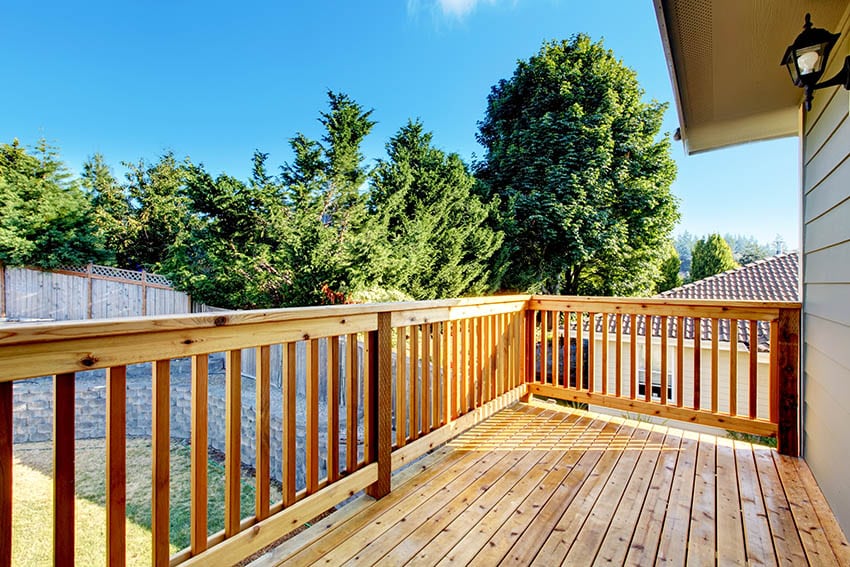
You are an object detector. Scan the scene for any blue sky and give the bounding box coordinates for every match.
[2,0,798,247]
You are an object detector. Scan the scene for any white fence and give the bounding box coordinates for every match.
[0,263,195,321]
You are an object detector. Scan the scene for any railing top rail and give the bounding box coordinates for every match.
[529,295,801,320]
[0,295,533,348]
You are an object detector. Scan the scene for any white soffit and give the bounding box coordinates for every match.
[654,0,848,154]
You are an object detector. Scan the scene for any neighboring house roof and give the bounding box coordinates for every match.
[575,252,800,351]
[652,1,847,154]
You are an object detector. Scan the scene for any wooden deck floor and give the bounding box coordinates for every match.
[250,402,850,566]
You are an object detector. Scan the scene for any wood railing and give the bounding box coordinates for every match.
[525,296,800,456]
[0,294,799,565]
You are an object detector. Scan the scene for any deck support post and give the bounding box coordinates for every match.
[366,312,392,499]
[775,308,800,457]
[521,308,535,401]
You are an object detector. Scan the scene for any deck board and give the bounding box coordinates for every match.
[251,402,850,567]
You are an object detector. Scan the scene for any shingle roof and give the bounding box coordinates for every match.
[576,252,799,351]
[657,252,799,303]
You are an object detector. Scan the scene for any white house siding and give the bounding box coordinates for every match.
[801,6,850,537]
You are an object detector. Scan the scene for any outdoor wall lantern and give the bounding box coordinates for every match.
[781,13,850,111]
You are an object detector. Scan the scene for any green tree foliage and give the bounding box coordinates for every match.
[278,91,377,305]
[656,241,683,292]
[690,233,738,281]
[0,140,103,268]
[81,153,132,267]
[674,231,697,276]
[121,153,195,270]
[476,35,679,296]
[161,153,291,308]
[723,233,770,265]
[368,120,502,299]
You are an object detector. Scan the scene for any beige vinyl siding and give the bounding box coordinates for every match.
[802,7,850,537]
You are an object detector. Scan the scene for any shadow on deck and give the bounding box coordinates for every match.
[248,402,850,566]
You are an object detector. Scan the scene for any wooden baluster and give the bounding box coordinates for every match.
[676,316,684,407]
[475,317,483,407]
[730,320,739,416]
[769,320,779,425]
[327,337,340,483]
[54,372,76,565]
[422,324,430,432]
[541,311,549,387]
[576,312,584,390]
[692,318,702,410]
[442,321,451,424]
[489,316,497,401]
[256,346,271,520]
[344,336,358,475]
[396,327,407,447]
[749,320,758,419]
[630,314,637,399]
[365,313,392,499]
[306,340,319,493]
[775,308,800,456]
[601,313,608,395]
[561,312,569,388]
[645,315,652,402]
[106,366,126,566]
[224,352,240,537]
[525,310,536,388]
[409,325,419,438]
[660,317,668,405]
[615,313,622,397]
[283,343,297,503]
[363,333,372,464]
[546,311,560,385]
[588,312,596,393]
[451,320,460,420]
[152,361,170,563]
[191,355,208,553]
[463,319,472,411]
[432,323,440,427]
[0,382,10,567]
[711,319,719,413]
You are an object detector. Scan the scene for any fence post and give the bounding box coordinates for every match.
[775,307,800,457]
[365,312,392,499]
[141,269,148,316]
[86,262,93,319]
[0,262,6,319]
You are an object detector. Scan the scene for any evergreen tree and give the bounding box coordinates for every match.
[161,153,290,308]
[279,91,377,305]
[122,152,194,271]
[0,139,103,268]
[368,120,502,299]
[476,35,679,296]
[656,241,683,292]
[82,153,132,267]
[690,233,738,281]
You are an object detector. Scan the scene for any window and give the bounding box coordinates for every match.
[637,369,673,401]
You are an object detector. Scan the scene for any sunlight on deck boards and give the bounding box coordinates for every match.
[249,402,850,567]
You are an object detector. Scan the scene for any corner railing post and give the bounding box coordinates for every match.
[522,307,535,401]
[775,307,800,456]
[366,312,392,498]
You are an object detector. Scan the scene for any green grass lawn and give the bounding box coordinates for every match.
[13,438,281,566]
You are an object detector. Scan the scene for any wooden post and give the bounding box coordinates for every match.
[152,361,170,566]
[106,366,127,567]
[86,262,93,319]
[365,313,392,499]
[522,309,535,401]
[54,373,75,565]
[141,269,148,317]
[775,308,800,457]
[0,262,6,319]
[0,382,12,565]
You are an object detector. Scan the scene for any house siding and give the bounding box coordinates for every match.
[802,8,850,537]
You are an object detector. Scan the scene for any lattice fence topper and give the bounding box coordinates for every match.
[54,263,173,287]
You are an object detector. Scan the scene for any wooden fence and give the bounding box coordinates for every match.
[0,295,799,566]
[0,263,195,321]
